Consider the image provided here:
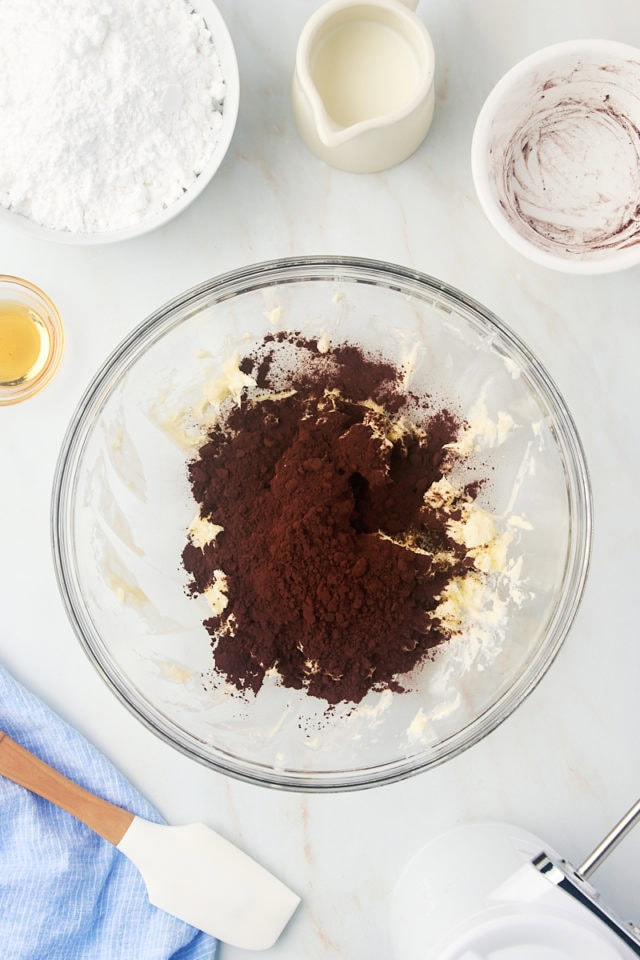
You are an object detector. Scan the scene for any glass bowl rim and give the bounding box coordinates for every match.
[51,255,593,792]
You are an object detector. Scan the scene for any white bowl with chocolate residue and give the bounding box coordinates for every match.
[472,40,640,274]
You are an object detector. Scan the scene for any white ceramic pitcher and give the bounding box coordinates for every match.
[292,0,435,173]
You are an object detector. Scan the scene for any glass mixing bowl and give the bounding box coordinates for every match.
[52,257,591,791]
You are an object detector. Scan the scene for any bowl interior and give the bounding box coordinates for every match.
[54,259,590,789]
[472,41,640,273]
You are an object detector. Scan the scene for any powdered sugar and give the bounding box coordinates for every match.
[0,0,226,233]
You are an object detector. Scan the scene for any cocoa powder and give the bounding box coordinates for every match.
[182,335,479,705]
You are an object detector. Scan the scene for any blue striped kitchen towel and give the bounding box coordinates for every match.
[0,664,218,960]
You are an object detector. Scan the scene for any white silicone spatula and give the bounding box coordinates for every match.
[0,731,300,950]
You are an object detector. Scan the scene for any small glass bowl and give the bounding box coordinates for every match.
[52,257,592,791]
[0,276,64,406]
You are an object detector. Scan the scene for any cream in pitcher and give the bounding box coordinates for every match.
[292,0,435,172]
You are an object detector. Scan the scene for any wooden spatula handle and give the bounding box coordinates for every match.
[0,730,134,845]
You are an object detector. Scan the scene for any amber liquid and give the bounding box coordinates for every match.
[0,300,49,386]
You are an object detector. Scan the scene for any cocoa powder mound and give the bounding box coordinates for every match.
[182,336,479,706]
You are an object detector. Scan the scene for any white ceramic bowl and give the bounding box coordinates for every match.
[0,0,239,245]
[472,40,640,274]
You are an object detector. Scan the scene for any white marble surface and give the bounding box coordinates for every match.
[1,1,639,957]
